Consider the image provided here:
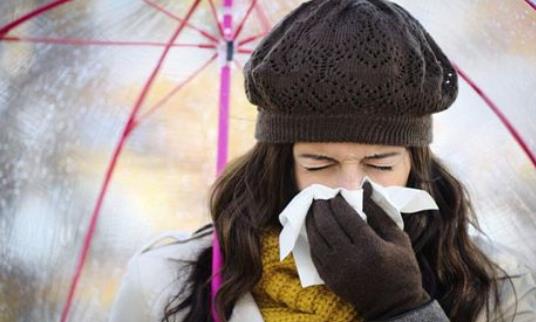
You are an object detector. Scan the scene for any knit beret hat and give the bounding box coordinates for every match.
[243,0,458,147]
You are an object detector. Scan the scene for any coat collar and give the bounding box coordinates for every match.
[142,231,265,321]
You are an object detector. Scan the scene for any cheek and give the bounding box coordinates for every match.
[371,169,409,187]
[294,167,336,190]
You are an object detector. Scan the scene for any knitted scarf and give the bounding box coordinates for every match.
[251,226,363,322]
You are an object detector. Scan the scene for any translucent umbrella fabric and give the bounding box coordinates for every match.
[0,1,535,321]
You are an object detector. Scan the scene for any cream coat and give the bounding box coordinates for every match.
[109,229,536,322]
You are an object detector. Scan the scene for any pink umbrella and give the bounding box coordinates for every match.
[0,1,535,321]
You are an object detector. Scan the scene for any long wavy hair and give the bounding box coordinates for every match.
[161,142,517,322]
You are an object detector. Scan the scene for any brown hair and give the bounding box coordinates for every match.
[161,142,517,322]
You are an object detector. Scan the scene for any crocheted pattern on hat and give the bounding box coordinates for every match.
[244,0,458,119]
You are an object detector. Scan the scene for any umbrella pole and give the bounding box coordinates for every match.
[212,0,233,321]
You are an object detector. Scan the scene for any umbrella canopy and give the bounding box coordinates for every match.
[0,1,535,321]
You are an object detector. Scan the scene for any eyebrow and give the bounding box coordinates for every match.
[298,152,401,161]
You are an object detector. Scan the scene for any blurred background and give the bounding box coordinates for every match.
[0,0,535,321]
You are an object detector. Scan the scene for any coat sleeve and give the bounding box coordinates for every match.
[370,299,450,322]
[371,232,536,322]
[480,265,536,322]
[108,253,152,322]
[471,233,536,322]
[107,230,212,322]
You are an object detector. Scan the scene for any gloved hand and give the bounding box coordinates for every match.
[305,181,431,321]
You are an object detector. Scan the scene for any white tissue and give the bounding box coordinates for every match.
[278,175,439,288]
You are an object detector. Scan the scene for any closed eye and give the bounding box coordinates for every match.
[304,165,331,171]
[369,165,393,171]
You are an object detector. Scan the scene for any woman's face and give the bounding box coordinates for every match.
[293,142,412,191]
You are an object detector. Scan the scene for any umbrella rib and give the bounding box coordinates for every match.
[143,0,221,44]
[0,0,72,36]
[232,0,259,41]
[134,52,219,126]
[253,1,272,33]
[237,31,268,47]
[454,64,536,168]
[59,1,204,322]
[524,0,536,11]
[207,0,225,38]
[0,35,217,49]
[237,48,254,54]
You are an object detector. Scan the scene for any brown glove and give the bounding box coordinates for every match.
[305,181,431,321]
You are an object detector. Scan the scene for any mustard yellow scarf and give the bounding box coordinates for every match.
[251,226,363,322]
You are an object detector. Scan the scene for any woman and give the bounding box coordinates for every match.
[109,0,536,321]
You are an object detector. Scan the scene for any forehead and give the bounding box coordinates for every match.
[293,142,406,157]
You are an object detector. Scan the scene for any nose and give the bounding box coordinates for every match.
[337,166,364,190]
